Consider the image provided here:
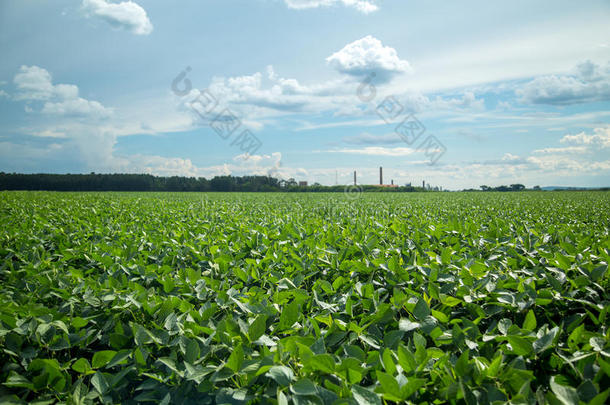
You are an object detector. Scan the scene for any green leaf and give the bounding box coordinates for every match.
[398,319,420,332]
[431,309,449,323]
[351,385,382,405]
[92,350,117,369]
[382,349,396,375]
[397,344,416,373]
[185,339,200,364]
[157,357,182,377]
[441,295,462,307]
[523,310,537,331]
[577,379,598,403]
[550,376,579,405]
[278,390,289,405]
[376,371,402,401]
[106,350,131,368]
[534,327,558,354]
[279,301,299,330]
[248,314,267,341]
[226,343,244,372]
[487,354,502,378]
[590,337,605,352]
[71,317,88,330]
[590,265,607,282]
[506,336,533,356]
[71,378,88,405]
[413,299,431,321]
[290,378,317,396]
[3,372,34,389]
[91,372,109,395]
[72,358,92,374]
[498,318,512,335]
[589,389,610,405]
[308,354,335,374]
[400,377,426,399]
[267,366,295,386]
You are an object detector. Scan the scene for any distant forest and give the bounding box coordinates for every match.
[0,172,423,192]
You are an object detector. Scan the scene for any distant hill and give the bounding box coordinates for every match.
[541,186,607,191]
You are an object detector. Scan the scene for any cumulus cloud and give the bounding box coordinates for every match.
[284,0,378,14]
[13,65,112,119]
[326,36,411,82]
[464,126,610,179]
[41,98,111,117]
[112,151,291,179]
[178,54,481,130]
[179,66,356,126]
[518,60,610,105]
[13,65,55,100]
[501,153,522,162]
[82,0,153,35]
[560,126,610,148]
[525,155,599,172]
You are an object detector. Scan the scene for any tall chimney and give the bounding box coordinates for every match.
[354,171,357,185]
[379,167,383,185]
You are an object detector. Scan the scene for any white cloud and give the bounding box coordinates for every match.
[34,129,68,139]
[12,65,111,119]
[560,126,610,148]
[284,0,378,14]
[533,146,587,154]
[455,127,610,182]
[188,64,481,131]
[324,146,415,156]
[42,98,111,118]
[13,65,55,100]
[518,60,610,105]
[181,67,355,126]
[342,132,403,145]
[107,151,288,179]
[525,155,596,172]
[501,153,522,162]
[326,36,411,82]
[82,0,153,35]
[426,91,485,111]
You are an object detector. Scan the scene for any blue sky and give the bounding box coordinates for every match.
[1,0,609,189]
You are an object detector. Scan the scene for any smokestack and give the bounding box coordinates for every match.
[354,171,357,185]
[380,167,383,185]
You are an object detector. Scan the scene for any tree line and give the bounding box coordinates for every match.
[0,172,425,192]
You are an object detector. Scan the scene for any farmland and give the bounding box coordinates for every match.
[0,191,609,404]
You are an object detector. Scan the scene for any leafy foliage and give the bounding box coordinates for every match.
[0,191,609,404]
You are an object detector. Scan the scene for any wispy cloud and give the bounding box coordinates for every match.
[322,146,415,156]
[341,132,403,145]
